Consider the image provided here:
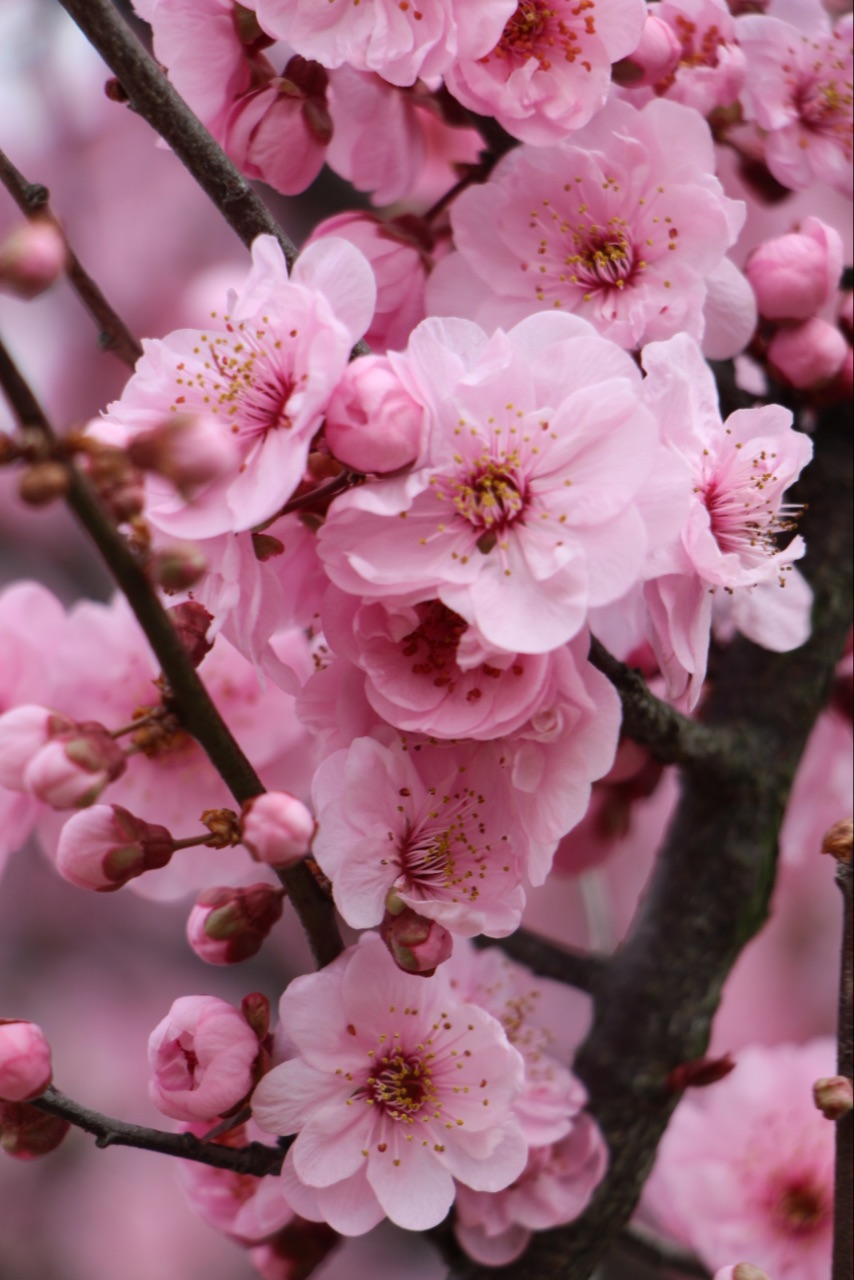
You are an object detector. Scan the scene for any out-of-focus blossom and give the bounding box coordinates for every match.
[148,994,261,1122]
[746,218,844,321]
[23,722,126,810]
[0,1101,69,1160]
[126,412,240,497]
[0,1021,53,1102]
[0,219,67,299]
[177,1119,294,1242]
[767,316,849,388]
[645,0,746,114]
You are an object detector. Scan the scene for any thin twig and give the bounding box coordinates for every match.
[476,930,608,995]
[0,147,142,369]
[588,637,748,771]
[29,1086,285,1176]
[0,333,343,969]
[56,0,298,270]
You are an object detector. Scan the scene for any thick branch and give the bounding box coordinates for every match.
[833,849,853,1280]
[588,638,749,770]
[56,0,298,270]
[613,1227,711,1279]
[29,1086,285,1176]
[0,334,343,968]
[0,147,142,369]
[478,930,607,995]
[447,400,853,1278]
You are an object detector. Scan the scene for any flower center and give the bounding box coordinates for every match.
[366,1050,437,1123]
[568,228,636,290]
[449,458,526,534]
[700,450,802,564]
[400,601,468,690]
[489,1,595,71]
[775,1179,829,1236]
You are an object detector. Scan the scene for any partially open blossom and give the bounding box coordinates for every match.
[746,219,844,321]
[379,900,454,976]
[0,1101,69,1160]
[323,353,424,474]
[767,317,849,389]
[612,13,681,87]
[177,1119,294,1243]
[56,804,174,891]
[813,1074,853,1120]
[0,1021,53,1102]
[0,705,73,792]
[148,994,262,1122]
[23,721,126,809]
[187,884,285,964]
[0,218,67,299]
[252,934,527,1235]
[127,412,240,496]
[240,791,315,868]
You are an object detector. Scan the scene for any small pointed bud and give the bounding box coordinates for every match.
[167,601,214,667]
[0,705,74,791]
[23,721,126,809]
[713,1267,772,1280]
[379,904,453,977]
[0,1101,70,1159]
[0,1021,53,1102]
[240,993,271,1043]
[18,460,71,506]
[127,413,239,496]
[0,219,67,299]
[813,1075,853,1120]
[612,14,681,87]
[151,543,207,592]
[822,817,853,862]
[187,885,285,964]
[240,792,315,868]
[666,1053,736,1093]
[768,317,848,389]
[56,804,174,891]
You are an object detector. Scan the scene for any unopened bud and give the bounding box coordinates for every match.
[0,1021,53,1102]
[127,413,238,496]
[18,460,70,506]
[0,1101,70,1159]
[167,601,214,667]
[324,354,422,474]
[0,706,74,791]
[0,219,67,299]
[813,1075,853,1120]
[151,543,207,591]
[666,1053,736,1093]
[23,721,126,809]
[612,14,681,87]
[56,804,174,891]
[240,792,315,868]
[821,817,852,862]
[768,317,848,389]
[379,903,453,977]
[746,218,843,321]
[187,885,285,964]
[240,992,271,1043]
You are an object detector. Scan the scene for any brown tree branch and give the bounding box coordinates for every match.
[0,147,142,369]
[612,1227,711,1279]
[477,931,607,995]
[0,333,343,969]
[29,1086,286,1176]
[831,835,853,1280]
[444,400,852,1277]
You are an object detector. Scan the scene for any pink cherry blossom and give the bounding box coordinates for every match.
[56,804,174,891]
[251,934,527,1234]
[176,1119,294,1242]
[318,312,662,655]
[612,12,681,88]
[254,0,516,88]
[746,217,844,321]
[767,316,849,389]
[148,995,261,1122]
[737,4,853,197]
[98,235,375,536]
[311,734,528,939]
[0,1021,53,1103]
[427,97,749,353]
[323,354,425,474]
[445,0,646,145]
[647,0,746,115]
[642,1039,835,1279]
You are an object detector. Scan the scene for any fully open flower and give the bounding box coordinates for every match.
[251,935,527,1235]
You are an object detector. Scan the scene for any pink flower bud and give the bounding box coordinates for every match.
[713,1266,771,1280]
[379,902,453,977]
[0,1101,70,1160]
[746,218,844,321]
[56,804,174,891]
[224,58,330,197]
[148,995,261,1122]
[23,721,126,809]
[151,542,207,591]
[612,14,681,87]
[325,354,423,474]
[127,413,239,495]
[0,705,73,791]
[0,219,67,299]
[187,885,285,965]
[768,317,848,389]
[0,1021,53,1101]
[250,1221,339,1280]
[240,792,315,868]
[813,1074,853,1120]
[167,601,215,667]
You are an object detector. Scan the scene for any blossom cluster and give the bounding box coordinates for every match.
[0,0,851,1274]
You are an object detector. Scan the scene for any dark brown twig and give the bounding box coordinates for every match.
[831,834,853,1280]
[477,930,608,995]
[29,1086,285,1176]
[0,333,343,968]
[0,147,142,369]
